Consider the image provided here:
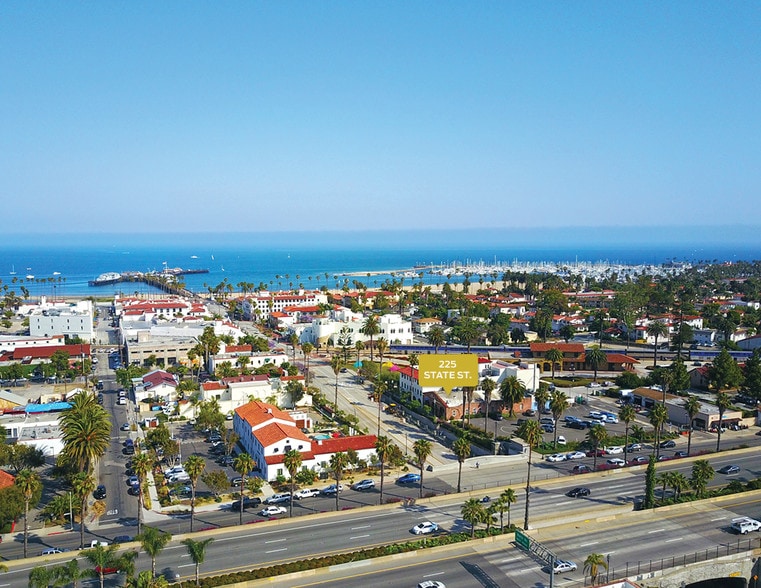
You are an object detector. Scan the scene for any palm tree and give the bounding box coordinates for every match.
[545,347,564,381]
[690,459,714,498]
[412,439,432,499]
[283,449,302,517]
[29,566,54,588]
[649,403,668,459]
[533,383,550,422]
[715,390,732,452]
[452,436,471,493]
[71,471,95,549]
[427,326,445,353]
[181,537,214,587]
[619,404,636,463]
[233,453,256,525]
[670,471,690,500]
[499,376,526,417]
[481,378,497,431]
[516,419,542,529]
[375,436,392,504]
[583,552,608,585]
[586,424,608,471]
[683,395,700,456]
[330,354,341,420]
[83,543,120,588]
[59,392,111,473]
[127,570,170,588]
[354,340,365,364]
[647,321,668,367]
[53,558,94,588]
[496,487,517,530]
[461,497,485,537]
[138,526,171,579]
[375,337,389,372]
[184,455,206,532]
[300,342,314,384]
[585,345,607,383]
[657,471,670,502]
[360,315,380,362]
[16,469,41,558]
[329,452,349,511]
[131,451,153,536]
[549,389,569,448]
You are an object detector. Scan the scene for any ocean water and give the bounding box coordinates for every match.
[1,228,760,298]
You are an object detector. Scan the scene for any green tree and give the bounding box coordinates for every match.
[669,356,690,393]
[461,497,485,537]
[412,439,432,499]
[138,526,171,579]
[533,382,550,422]
[586,424,608,471]
[549,389,569,448]
[181,537,214,587]
[585,345,607,383]
[184,455,206,533]
[583,552,608,585]
[708,348,743,392]
[29,565,55,588]
[15,469,42,558]
[53,558,95,588]
[451,317,483,352]
[499,376,526,417]
[683,395,701,456]
[690,459,714,498]
[649,403,668,459]
[131,451,153,536]
[83,543,121,588]
[669,471,690,500]
[516,419,542,529]
[427,326,445,353]
[330,354,342,420]
[647,321,669,367]
[375,435,392,504]
[619,403,636,463]
[360,315,380,362]
[495,487,517,530]
[329,452,349,511]
[545,347,564,381]
[741,348,761,402]
[283,449,302,517]
[452,436,471,494]
[71,471,95,549]
[644,456,656,509]
[233,453,256,525]
[715,390,732,452]
[59,391,111,474]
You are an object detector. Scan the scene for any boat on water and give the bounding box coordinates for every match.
[9,265,16,275]
[88,272,122,286]
[26,274,34,280]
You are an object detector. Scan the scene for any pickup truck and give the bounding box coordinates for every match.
[730,517,761,534]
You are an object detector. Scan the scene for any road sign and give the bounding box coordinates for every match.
[418,354,479,393]
[515,529,530,550]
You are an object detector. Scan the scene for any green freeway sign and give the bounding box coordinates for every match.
[514,529,530,550]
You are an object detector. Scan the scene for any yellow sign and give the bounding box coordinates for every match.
[418,354,479,393]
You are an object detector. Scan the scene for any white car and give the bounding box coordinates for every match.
[265,493,292,504]
[418,582,446,588]
[566,451,586,460]
[605,446,624,455]
[602,414,619,424]
[546,453,567,463]
[41,547,66,555]
[258,506,287,517]
[117,397,127,405]
[292,488,320,499]
[411,521,439,535]
[606,458,626,467]
[556,436,567,445]
[553,560,578,574]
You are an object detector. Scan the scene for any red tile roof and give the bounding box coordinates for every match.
[235,401,293,428]
[0,470,15,490]
[530,343,585,353]
[312,435,378,456]
[255,422,311,447]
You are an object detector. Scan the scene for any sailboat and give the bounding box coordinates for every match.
[9,265,15,275]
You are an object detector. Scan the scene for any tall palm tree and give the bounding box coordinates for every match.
[83,543,120,588]
[683,395,700,456]
[184,455,206,532]
[585,345,607,383]
[461,498,485,537]
[131,452,153,536]
[481,378,497,432]
[545,347,564,381]
[549,390,569,448]
[53,558,94,588]
[29,566,54,588]
[372,379,387,437]
[283,449,302,517]
[354,340,365,364]
[138,526,171,579]
[452,436,471,493]
[427,326,445,353]
[329,452,349,511]
[375,337,388,372]
[330,354,342,419]
[233,453,256,525]
[59,392,111,474]
[496,487,517,530]
[499,376,526,417]
[16,469,41,558]
[647,321,668,367]
[583,552,608,585]
[533,383,550,422]
[71,471,95,549]
[412,439,432,499]
[715,390,732,452]
[181,537,214,587]
[690,459,714,498]
[375,436,392,504]
[516,419,541,529]
[619,404,636,463]
[300,342,314,384]
[586,424,608,472]
[360,315,380,362]
[649,403,668,459]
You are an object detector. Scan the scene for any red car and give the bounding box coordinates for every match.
[95,565,119,575]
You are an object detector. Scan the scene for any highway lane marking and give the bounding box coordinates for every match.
[351,525,371,530]
[710,517,724,521]
[178,563,196,568]
[579,541,598,547]
[665,537,683,543]
[647,528,665,534]
[266,538,287,543]
[423,572,446,578]
[266,547,288,554]
[350,534,370,539]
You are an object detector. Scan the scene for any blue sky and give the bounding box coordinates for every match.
[1,2,760,236]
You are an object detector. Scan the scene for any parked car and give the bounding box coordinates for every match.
[120,423,131,431]
[565,451,586,460]
[411,521,439,535]
[397,473,421,484]
[230,477,243,487]
[674,450,689,458]
[571,464,591,474]
[566,487,591,498]
[322,484,344,495]
[567,420,588,430]
[258,505,287,517]
[41,547,66,555]
[231,497,262,511]
[292,488,321,499]
[264,493,292,504]
[556,436,567,445]
[541,423,554,433]
[659,440,676,449]
[351,479,376,491]
[546,453,567,463]
[93,485,107,500]
[718,464,741,475]
[113,535,134,543]
[552,560,578,574]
